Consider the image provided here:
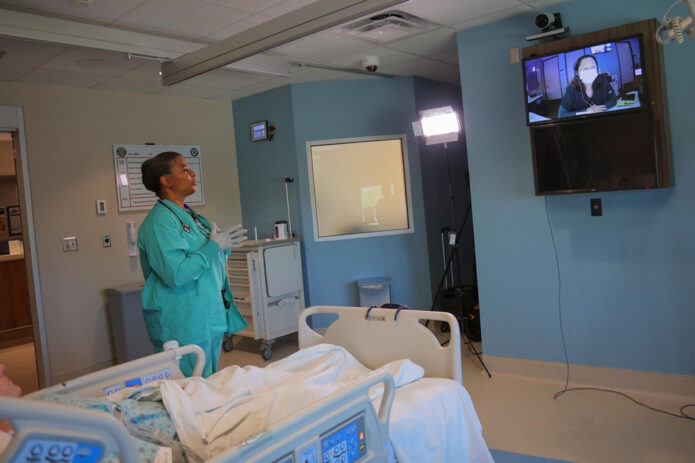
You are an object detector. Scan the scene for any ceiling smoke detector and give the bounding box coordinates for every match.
[340,10,439,43]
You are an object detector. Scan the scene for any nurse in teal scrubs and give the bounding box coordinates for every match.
[137,151,247,377]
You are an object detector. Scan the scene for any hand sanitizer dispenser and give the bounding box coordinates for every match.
[126,221,137,256]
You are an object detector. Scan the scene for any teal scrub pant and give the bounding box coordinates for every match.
[152,332,224,378]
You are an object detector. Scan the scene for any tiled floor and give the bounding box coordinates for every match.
[3,333,694,462]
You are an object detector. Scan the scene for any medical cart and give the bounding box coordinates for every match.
[225,238,305,360]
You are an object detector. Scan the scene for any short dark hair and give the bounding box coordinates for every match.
[141,151,182,198]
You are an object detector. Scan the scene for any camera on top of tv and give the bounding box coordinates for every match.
[526,12,568,41]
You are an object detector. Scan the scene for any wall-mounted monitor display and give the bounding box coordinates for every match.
[523,35,646,125]
[522,19,672,195]
[251,120,268,141]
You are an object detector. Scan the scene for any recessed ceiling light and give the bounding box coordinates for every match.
[73,0,94,6]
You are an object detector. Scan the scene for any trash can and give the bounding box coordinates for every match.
[357,277,391,308]
[105,282,154,364]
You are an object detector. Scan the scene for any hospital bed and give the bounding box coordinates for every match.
[0,306,491,463]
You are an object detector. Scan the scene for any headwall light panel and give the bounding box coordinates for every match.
[161,0,407,86]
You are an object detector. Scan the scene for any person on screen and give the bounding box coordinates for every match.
[558,55,617,118]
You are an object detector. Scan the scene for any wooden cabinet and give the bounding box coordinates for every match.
[0,257,32,347]
[0,140,16,177]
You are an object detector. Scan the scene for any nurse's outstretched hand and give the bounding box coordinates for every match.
[210,223,248,250]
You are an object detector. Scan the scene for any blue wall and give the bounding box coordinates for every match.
[458,0,695,375]
[233,85,301,240]
[234,77,433,309]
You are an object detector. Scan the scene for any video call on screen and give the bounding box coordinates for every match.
[524,36,644,124]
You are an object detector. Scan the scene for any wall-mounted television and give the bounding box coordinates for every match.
[524,36,646,125]
[522,19,672,195]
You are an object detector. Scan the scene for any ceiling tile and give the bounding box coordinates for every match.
[385,27,457,56]
[159,82,225,98]
[430,49,458,65]
[202,0,284,14]
[211,77,288,100]
[95,77,165,94]
[40,47,141,76]
[397,0,524,26]
[116,0,247,40]
[288,66,366,83]
[386,56,452,76]
[272,31,374,63]
[0,37,67,68]
[257,0,316,18]
[184,68,274,89]
[0,0,149,22]
[523,0,569,9]
[202,13,271,41]
[0,65,34,81]
[330,46,417,70]
[452,4,533,31]
[18,68,110,87]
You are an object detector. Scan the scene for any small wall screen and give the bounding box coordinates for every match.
[251,121,268,141]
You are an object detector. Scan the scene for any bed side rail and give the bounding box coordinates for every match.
[209,370,395,463]
[299,306,462,383]
[25,342,205,399]
[0,397,138,462]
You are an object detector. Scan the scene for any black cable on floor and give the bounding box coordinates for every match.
[544,196,695,422]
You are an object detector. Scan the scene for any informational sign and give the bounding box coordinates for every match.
[113,145,205,212]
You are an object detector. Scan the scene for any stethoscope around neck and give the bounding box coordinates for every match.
[157,199,210,235]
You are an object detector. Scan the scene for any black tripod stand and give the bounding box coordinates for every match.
[430,202,491,378]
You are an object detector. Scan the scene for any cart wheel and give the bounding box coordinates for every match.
[222,337,234,352]
[262,347,272,361]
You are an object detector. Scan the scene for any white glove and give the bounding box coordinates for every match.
[210,223,248,250]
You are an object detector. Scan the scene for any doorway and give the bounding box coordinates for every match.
[0,106,49,393]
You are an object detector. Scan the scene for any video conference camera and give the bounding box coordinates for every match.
[526,12,569,41]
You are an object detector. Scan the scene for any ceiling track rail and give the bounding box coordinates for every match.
[161,0,406,86]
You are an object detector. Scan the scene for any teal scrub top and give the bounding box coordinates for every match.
[137,199,247,347]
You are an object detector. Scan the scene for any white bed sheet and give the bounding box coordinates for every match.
[157,344,492,462]
[380,378,493,463]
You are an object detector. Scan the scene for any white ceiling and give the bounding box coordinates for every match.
[0,0,566,101]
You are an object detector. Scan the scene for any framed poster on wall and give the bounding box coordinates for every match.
[113,144,205,212]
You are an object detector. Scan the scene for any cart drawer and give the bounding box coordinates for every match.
[234,300,253,317]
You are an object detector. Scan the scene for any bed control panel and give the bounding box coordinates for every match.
[102,367,172,395]
[11,438,102,463]
[320,414,366,463]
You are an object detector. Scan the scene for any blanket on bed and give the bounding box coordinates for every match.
[160,343,424,460]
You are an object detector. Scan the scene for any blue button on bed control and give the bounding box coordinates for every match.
[30,444,42,455]
[63,445,74,456]
[48,445,59,456]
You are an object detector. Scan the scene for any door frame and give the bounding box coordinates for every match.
[0,105,50,387]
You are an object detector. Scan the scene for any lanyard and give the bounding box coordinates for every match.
[157,200,211,235]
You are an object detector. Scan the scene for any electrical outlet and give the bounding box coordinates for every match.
[590,198,602,216]
[102,234,111,248]
[62,237,78,252]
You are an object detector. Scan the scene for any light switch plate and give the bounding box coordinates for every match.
[62,237,78,252]
[102,234,111,248]
[96,199,107,215]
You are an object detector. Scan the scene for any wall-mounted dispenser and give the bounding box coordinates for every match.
[126,221,137,256]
